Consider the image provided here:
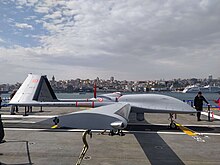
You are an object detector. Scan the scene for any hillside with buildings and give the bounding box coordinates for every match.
[1,75,219,94]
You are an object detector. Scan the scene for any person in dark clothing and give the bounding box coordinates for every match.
[0,97,2,109]
[0,114,5,143]
[194,91,209,121]
[10,90,17,115]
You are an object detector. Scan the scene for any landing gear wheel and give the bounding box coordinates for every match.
[109,130,115,136]
[169,113,177,129]
[119,130,125,136]
[170,122,177,129]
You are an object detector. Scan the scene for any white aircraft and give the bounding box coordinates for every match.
[9,74,197,164]
[10,74,196,131]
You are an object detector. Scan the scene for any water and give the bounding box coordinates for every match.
[56,93,94,99]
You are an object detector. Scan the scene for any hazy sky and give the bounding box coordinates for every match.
[0,0,220,83]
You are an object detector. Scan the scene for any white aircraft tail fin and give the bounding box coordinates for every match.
[10,74,57,104]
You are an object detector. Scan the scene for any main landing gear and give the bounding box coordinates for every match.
[169,113,177,129]
[109,129,125,136]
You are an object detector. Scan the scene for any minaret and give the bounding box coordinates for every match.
[51,75,55,86]
[52,75,55,82]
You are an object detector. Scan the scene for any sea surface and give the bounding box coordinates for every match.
[1,92,219,106]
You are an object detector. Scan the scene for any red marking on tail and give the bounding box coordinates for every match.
[32,79,39,83]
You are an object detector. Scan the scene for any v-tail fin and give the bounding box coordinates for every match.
[10,74,57,104]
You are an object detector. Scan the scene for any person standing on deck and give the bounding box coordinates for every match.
[0,97,2,109]
[10,90,17,115]
[194,91,209,121]
[0,114,5,143]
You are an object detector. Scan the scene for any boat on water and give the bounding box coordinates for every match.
[182,85,220,93]
[78,91,86,95]
[0,90,9,94]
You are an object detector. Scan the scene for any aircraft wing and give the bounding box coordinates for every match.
[40,103,131,130]
[119,94,196,114]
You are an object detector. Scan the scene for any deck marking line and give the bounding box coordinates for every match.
[3,128,220,136]
[175,123,197,136]
[51,125,58,129]
[2,115,55,118]
[202,112,220,120]
[175,122,206,142]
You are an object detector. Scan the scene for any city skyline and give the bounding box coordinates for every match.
[1,1,220,83]
[1,72,219,84]
[1,73,220,94]
[49,74,218,82]
[0,73,219,85]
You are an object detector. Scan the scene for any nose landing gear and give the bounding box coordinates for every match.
[109,130,125,136]
[169,114,177,129]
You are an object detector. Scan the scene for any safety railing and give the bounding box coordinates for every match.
[183,99,220,121]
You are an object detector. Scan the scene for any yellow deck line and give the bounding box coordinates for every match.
[51,125,58,129]
[175,123,197,136]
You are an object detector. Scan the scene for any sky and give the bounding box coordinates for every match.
[0,0,220,83]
